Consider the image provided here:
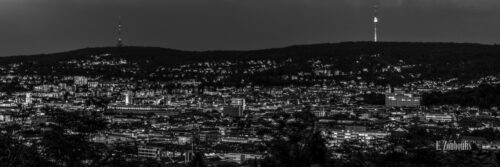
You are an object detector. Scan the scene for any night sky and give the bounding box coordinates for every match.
[1,0,499,56]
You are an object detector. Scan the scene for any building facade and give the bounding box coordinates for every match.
[138,146,163,160]
[385,93,421,107]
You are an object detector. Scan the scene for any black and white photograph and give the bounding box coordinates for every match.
[1,0,500,166]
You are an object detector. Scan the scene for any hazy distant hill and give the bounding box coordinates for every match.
[1,42,500,86]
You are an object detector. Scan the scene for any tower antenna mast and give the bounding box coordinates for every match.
[117,16,124,47]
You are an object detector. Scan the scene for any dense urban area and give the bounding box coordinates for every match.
[2,42,500,166]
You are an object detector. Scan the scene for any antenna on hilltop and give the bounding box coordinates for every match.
[117,16,124,47]
[373,3,379,42]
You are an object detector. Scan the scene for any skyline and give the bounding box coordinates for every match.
[1,0,500,56]
[3,1,500,166]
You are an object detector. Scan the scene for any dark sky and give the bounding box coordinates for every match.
[1,0,499,56]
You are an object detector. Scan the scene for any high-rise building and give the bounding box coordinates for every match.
[125,93,131,105]
[26,92,32,104]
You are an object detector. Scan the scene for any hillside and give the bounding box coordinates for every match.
[1,42,500,86]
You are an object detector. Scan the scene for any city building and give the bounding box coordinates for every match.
[138,145,163,160]
[25,92,32,104]
[385,91,421,107]
[223,98,246,117]
[107,105,179,116]
[230,98,246,109]
[125,93,131,105]
[424,113,454,122]
[74,76,88,86]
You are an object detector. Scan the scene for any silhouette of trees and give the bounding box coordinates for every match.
[40,126,102,167]
[0,133,53,167]
[362,93,385,105]
[261,108,330,167]
[38,108,109,166]
[423,84,500,108]
[0,107,112,167]
[188,152,207,167]
[331,126,500,167]
[0,81,27,95]
[3,43,500,86]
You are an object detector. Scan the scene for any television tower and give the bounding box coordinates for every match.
[373,5,379,42]
[117,16,124,47]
